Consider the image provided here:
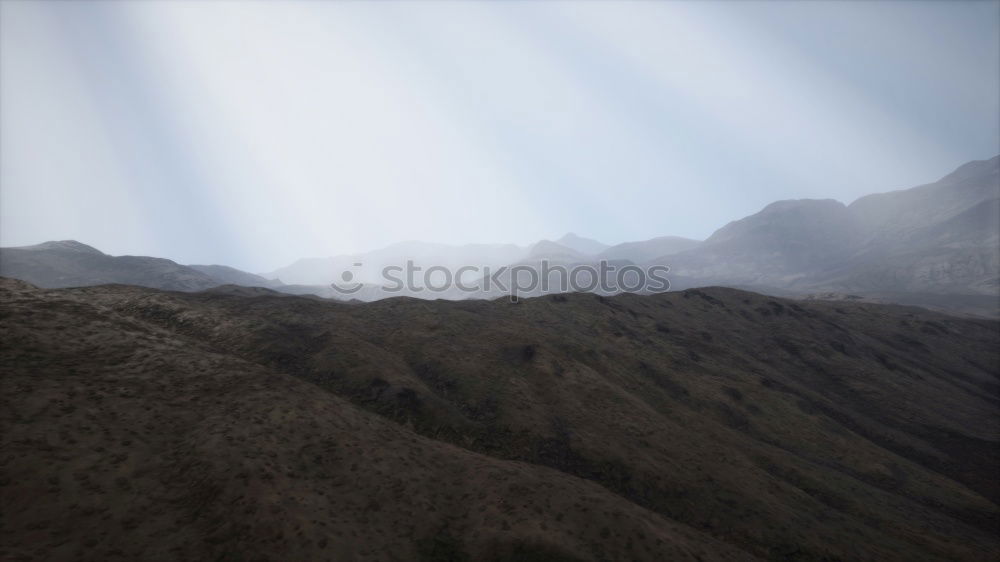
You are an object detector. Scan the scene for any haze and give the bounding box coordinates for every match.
[1,0,998,272]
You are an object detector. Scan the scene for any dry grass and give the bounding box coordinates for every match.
[1,278,998,560]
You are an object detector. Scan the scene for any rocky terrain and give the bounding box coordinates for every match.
[2,277,998,560]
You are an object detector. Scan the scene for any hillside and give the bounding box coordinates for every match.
[0,242,283,293]
[0,241,221,291]
[188,264,283,289]
[823,157,1000,297]
[2,278,998,560]
[663,199,857,288]
[660,156,999,315]
[599,236,702,263]
[555,233,609,256]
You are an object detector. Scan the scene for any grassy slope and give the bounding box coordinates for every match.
[2,278,998,560]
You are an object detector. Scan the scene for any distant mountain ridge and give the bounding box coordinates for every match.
[0,241,221,292]
[2,156,996,315]
[599,235,701,263]
[528,239,584,260]
[663,199,858,287]
[188,264,282,289]
[662,155,999,307]
[264,241,529,286]
[0,241,280,292]
[554,232,609,255]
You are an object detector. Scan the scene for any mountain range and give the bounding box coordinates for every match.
[1,156,997,316]
[663,157,999,297]
[1,158,998,560]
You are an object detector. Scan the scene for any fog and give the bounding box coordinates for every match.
[2,1,997,271]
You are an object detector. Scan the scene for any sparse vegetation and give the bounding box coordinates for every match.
[1,277,998,560]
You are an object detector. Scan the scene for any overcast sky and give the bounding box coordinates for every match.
[2,0,998,271]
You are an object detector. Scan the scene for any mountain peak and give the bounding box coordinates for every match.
[529,239,583,259]
[19,240,105,255]
[938,154,1000,184]
[554,233,609,255]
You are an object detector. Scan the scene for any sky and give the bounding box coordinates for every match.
[1,0,998,272]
